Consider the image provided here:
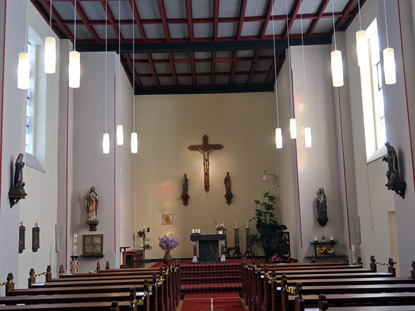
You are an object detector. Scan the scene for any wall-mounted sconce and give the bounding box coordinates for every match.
[262,170,277,181]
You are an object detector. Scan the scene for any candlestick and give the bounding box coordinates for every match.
[351,244,356,252]
[73,234,78,255]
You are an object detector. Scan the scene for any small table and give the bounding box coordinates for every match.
[190,234,226,263]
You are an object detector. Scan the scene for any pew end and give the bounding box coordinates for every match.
[370,255,376,271]
[344,255,349,264]
[110,301,120,311]
[411,261,415,278]
[358,255,362,265]
[59,265,64,277]
[318,294,328,311]
[28,268,35,288]
[97,261,101,271]
[46,265,52,281]
[388,258,396,276]
[5,273,14,296]
[106,261,110,270]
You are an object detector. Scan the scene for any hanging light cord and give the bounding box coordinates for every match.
[118,0,121,124]
[357,0,362,30]
[383,0,389,48]
[74,0,77,51]
[49,0,52,29]
[285,0,294,118]
[105,0,108,134]
[331,0,337,50]
[132,1,135,133]
[271,0,279,128]
[300,1,307,115]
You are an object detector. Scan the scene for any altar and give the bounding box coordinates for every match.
[190,233,226,263]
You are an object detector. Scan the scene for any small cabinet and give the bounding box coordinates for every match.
[306,240,345,262]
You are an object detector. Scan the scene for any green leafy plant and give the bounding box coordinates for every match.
[250,191,287,248]
[137,230,152,251]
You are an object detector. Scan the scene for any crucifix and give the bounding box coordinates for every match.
[188,135,223,192]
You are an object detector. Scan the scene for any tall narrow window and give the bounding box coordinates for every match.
[360,19,386,161]
[25,41,35,155]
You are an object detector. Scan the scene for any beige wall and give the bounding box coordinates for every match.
[133,92,280,259]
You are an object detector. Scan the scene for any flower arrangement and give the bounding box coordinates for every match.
[321,235,326,240]
[158,234,180,252]
[269,255,283,263]
[215,222,226,231]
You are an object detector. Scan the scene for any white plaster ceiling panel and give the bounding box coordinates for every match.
[256,59,273,71]
[219,0,241,18]
[154,63,171,74]
[258,49,275,57]
[193,23,213,38]
[195,62,211,73]
[251,74,266,83]
[324,0,351,13]
[233,75,248,84]
[93,25,117,40]
[142,24,166,39]
[272,0,296,15]
[79,1,106,20]
[168,24,189,39]
[151,53,169,60]
[313,17,337,33]
[196,76,211,85]
[241,21,262,37]
[298,1,322,14]
[120,25,141,40]
[135,63,152,75]
[174,63,192,74]
[192,0,214,18]
[139,77,157,86]
[158,77,175,86]
[264,20,287,36]
[53,2,80,21]
[173,52,191,60]
[215,76,230,85]
[235,60,253,72]
[67,25,92,40]
[289,18,313,34]
[135,53,148,60]
[135,0,161,20]
[194,52,212,59]
[245,0,268,17]
[164,0,187,18]
[237,50,255,58]
[177,76,193,85]
[215,62,232,72]
[218,23,237,38]
[216,51,233,58]
[108,0,135,20]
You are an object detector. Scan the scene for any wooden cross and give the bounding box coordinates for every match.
[188,135,223,192]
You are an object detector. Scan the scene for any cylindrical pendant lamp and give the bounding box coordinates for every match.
[275,128,283,149]
[103,133,110,154]
[331,50,344,87]
[383,47,396,85]
[18,52,30,89]
[305,127,312,148]
[44,37,56,74]
[131,132,138,154]
[117,124,124,145]
[69,51,80,88]
[356,30,368,67]
[290,118,297,139]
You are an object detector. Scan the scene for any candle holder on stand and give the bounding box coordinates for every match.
[226,228,242,258]
[70,255,79,274]
[244,228,255,257]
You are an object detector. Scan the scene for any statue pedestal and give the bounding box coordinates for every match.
[86,219,99,231]
[9,187,27,207]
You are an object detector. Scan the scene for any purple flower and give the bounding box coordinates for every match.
[158,234,180,252]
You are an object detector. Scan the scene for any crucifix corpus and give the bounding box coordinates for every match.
[188,135,223,192]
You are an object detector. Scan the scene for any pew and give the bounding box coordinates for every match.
[318,295,415,311]
[0,300,127,311]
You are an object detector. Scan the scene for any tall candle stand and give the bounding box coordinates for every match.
[244,228,255,257]
[230,228,242,258]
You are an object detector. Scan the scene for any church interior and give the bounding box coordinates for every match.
[1,0,415,304]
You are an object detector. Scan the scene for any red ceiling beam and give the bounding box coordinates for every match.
[40,0,74,41]
[126,54,143,88]
[213,0,219,41]
[228,51,238,86]
[168,53,178,87]
[236,0,248,41]
[69,0,101,43]
[129,0,147,42]
[335,0,357,31]
[157,0,171,42]
[185,0,194,41]
[260,0,274,40]
[211,52,216,86]
[283,0,302,39]
[147,54,161,88]
[306,0,330,38]
[99,0,122,41]
[247,50,259,85]
[190,52,196,87]
[340,0,367,31]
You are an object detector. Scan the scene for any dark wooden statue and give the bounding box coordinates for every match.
[382,142,406,199]
[181,173,189,206]
[316,188,328,226]
[224,172,233,205]
[9,153,27,207]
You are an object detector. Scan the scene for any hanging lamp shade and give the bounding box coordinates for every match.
[131,132,138,153]
[69,50,80,88]
[103,133,110,154]
[305,127,312,148]
[290,118,297,139]
[356,30,368,67]
[18,52,30,89]
[383,47,396,85]
[44,36,56,74]
[275,128,283,149]
[331,49,344,87]
[117,124,124,145]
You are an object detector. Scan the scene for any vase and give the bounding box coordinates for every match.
[163,251,172,266]
[217,230,223,234]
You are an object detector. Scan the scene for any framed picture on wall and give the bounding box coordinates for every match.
[162,214,173,225]
[32,223,40,252]
[83,234,103,256]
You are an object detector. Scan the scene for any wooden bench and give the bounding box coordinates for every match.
[318,295,415,311]
[0,300,128,311]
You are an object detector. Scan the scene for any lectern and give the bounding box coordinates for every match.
[190,233,226,263]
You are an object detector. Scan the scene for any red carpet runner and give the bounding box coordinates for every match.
[181,293,245,311]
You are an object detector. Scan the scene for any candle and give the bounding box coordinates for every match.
[143,226,146,232]
[330,236,334,241]
[351,244,356,252]
[235,222,238,229]
[246,221,249,228]
[314,236,318,241]
[73,234,77,255]
[192,229,195,234]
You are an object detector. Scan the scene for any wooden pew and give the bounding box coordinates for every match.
[0,300,128,311]
[318,295,415,311]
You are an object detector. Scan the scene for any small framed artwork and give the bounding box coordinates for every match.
[32,223,40,252]
[83,234,103,256]
[19,222,25,253]
[162,214,173,225]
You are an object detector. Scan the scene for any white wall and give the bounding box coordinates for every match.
[133,92,280,260]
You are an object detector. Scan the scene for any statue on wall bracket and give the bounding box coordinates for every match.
[316,188,328,226]
[382,142,406,199]
[86,186,99,231]
[9,153,27,207]
[224,172,233,205]
[181,173,190,206]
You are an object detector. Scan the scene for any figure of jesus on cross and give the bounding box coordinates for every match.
[188,135,223,192]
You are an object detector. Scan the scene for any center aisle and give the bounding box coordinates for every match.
[181,292,245,311]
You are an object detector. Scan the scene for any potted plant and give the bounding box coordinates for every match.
[137,229,152,258]
[158,234,180,266]
[249,191,287,261]
[215,222,226,234]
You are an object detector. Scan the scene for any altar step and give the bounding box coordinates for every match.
[180,259,243,296]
